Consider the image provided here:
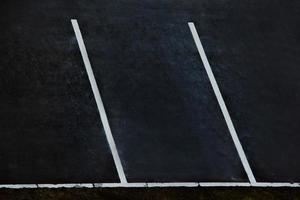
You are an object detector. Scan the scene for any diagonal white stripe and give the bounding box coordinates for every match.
[188,22,256,183]
[71,19,127,183]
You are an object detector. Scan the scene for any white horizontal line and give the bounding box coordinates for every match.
[252,182,300,187]
[94,183,147,188]
[1,182,300,188]
[0,184,38,189]
[147,182,199,187]
[38,183,94,188]
[199,182,251,187]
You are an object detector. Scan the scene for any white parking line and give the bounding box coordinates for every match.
[252,182,300,187]
[199,182,250,187]
[0,184,38,189]
[95,183,147,188]
[71,19,127,183]
[0,182,299,188]
[38,183,94,188]
[147,182,199,187]
[188,22,256,184]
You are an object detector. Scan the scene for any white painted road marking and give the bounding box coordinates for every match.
[71,19,127,183]
[0,184,38,189]
[188,22,256,183]
[0,182,299,188]
[38,183,94,188]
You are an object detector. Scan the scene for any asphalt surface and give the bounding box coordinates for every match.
[0,0,299,184]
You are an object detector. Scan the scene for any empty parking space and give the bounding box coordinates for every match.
[79,18,247,182]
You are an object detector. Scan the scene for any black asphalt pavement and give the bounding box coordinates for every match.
[0,0,299,184]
